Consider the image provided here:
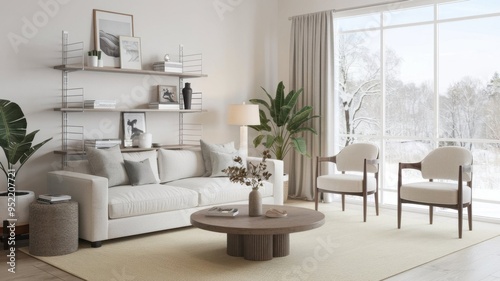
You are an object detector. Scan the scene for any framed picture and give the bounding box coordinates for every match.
[93,9,134,67]
[119,36,142,70]
[122,112,146,147]
[158,85,178,104]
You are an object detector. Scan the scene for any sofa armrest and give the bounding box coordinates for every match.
[47,171,109,242]
[247,157,283,205]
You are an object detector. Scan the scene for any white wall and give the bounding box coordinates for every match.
[0,0,279,194]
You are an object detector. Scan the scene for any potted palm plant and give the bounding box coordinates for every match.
[0,99,52,224]
[249,82,319,201]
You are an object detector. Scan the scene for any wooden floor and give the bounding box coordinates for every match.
[1,235,500,280]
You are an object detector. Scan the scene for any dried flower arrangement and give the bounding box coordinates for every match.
[222,150,273,190]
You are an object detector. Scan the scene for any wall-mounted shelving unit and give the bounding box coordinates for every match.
[55,31,207,166]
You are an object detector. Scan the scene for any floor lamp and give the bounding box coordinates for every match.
[227,103,260,158]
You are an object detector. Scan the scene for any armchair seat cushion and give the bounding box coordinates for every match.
[317,174,377,193]
[108,184,198,219]
[400,182,471,205]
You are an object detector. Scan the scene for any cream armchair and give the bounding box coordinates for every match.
[397,146,473,238]
[315,143,379,222]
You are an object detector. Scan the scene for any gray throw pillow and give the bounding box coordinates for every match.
[200,140,236,177]
[210,150,246,177]
[123,158,157,186]
[86,145,129,187]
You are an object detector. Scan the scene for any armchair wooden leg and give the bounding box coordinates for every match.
[341,195,345,211]
[458,207,463,239]
[397,201,402,229]
[429,206,433,225]
[468,205,472,231]
[374,192,379,216]
[315,188,319,211]
[363,194,367,222]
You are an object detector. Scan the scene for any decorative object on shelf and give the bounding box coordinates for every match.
[182,82,193,110]
[119,36,142,70]
[93,9,134,68]
[250,81,319,160]
[227,103,260,158]
[138,133,152,149]
[222,150,272,217]
[158,85,178,104]
[87,50,101,67]
[122,112,146,148]
[0,99,51,223]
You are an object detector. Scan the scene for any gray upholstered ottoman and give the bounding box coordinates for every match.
[29,201,78,256]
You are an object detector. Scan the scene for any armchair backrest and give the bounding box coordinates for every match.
[336,143,379,173]
[421,146,473,181]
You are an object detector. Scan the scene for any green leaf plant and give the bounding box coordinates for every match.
[249,82,319,160]
[0,99,52,181]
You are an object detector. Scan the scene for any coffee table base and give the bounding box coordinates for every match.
[227,234,290,261]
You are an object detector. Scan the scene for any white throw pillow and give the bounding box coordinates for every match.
[122,150,160,183]
[86,145,129,187]
[158,149,205,183]
[209,150,246,177]
[200,140,237,177]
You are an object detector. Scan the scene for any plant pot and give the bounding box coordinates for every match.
[0,190,35,225]
[248,189,262,217]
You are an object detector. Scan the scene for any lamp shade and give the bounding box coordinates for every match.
[227,104,260,125]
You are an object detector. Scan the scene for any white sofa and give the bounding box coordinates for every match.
[47,147,283,247]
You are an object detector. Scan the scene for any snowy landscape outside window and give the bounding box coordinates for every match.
[333,0,500,221]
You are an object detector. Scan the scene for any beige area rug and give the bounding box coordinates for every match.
[22,201,500,281]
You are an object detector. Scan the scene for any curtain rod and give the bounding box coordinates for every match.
[288,0,413,20]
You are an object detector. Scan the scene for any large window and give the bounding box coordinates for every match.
[334,0,500,221]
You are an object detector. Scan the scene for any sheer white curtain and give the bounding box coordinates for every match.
[289,11,335,200]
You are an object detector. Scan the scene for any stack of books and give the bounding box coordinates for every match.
[84,100,117,109]
[84,139,122,149]
[148,102,180,110]
[206,207,239,217]
[37,194,71,204]
[153,61,183,73]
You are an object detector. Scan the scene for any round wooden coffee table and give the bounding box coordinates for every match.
[190,204,325,261]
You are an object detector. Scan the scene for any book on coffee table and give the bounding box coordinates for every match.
[206,207,239,217]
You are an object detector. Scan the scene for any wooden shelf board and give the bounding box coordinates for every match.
[53,64,207,78]
[54,144,199,155]
[54,108,205,113]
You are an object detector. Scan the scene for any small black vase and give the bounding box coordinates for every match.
[182,82,192,110]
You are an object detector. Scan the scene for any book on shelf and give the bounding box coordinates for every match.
[148,102,180,110]
[84,139,122,149]
[206,207,239,217]
[38,194,71,203]
[84,100,117,109]
[153,61,182,73]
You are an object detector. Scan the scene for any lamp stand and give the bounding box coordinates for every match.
[239,125,248,158]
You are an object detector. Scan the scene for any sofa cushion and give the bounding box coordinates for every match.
[168,177,273,206]
[122,150,160,183]
[158,149,205,183]
[108,184,199,219]
[209,150,245,177]
[200,140,237,176]
[124,159,157,186]
[86,145,129,187]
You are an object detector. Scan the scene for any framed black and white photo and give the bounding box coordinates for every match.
[93,9,134,67]
[158,85,178,104]
[122,112,146,147]
[119,36,142,70]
